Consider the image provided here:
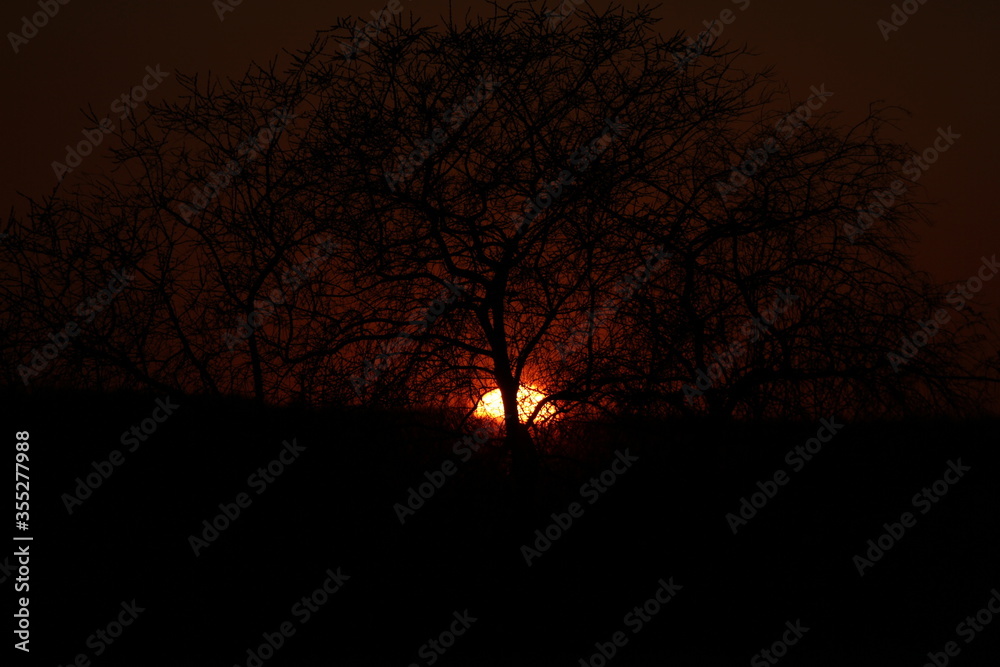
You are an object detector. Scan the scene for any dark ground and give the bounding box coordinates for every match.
[5,389,999,666]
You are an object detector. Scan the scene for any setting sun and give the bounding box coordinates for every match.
[476,385,557,423]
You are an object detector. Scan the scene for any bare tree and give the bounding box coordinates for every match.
[2,2,996,505]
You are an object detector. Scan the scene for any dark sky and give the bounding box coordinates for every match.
[3,0,998,325]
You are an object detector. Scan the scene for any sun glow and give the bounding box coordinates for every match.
[475,385,557,423]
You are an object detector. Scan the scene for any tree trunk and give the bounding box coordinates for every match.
[498,378,539,520]
[247,331,265,405]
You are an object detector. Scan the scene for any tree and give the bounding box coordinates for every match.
[2,2,996,504]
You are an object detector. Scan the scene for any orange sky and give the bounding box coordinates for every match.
[2,0,997,366]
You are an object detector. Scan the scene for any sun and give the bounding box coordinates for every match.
[475,385,557,423]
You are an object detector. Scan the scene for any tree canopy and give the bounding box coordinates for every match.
[2,2,996,436]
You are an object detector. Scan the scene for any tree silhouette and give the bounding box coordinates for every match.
[2,2,996,500]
